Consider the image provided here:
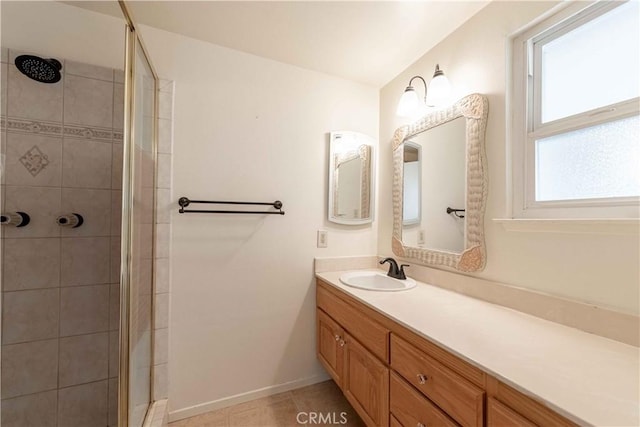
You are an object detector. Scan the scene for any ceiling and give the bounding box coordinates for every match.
[67,1,489,87]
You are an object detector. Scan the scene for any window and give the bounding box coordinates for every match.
[511,1,639,219]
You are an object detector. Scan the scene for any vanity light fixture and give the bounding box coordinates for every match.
[396,64,451,118]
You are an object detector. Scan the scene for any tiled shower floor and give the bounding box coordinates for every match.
[169,380,365,427]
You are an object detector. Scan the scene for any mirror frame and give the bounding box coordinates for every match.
[391,93,489,272]
[328,131,375,225]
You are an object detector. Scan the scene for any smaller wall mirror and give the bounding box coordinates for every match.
[391,94,488,271]
[328,131,375,225]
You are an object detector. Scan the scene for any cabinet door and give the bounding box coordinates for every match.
[317,309,345,386]
[343,332,389,427]
[488,398,537,427]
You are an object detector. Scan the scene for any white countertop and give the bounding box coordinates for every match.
[316,270,640,427]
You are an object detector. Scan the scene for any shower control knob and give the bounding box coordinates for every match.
[0,212,30,227]
[56,213,84,228]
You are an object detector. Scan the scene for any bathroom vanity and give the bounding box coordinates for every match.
[315,271,639,427]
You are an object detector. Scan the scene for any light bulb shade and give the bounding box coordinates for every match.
[426,74,451,107]
[397,87,423,117]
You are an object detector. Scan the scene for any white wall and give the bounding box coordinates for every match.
[137,25,379,414]
[378,1,640,315]
[0,1,124,71]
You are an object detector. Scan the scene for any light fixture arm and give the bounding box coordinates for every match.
[407,75,428,103]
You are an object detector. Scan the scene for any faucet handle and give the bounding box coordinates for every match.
[398,264,410,280]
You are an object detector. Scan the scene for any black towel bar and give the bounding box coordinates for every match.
[178,197,285,215]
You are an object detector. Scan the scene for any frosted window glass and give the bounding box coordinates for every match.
[540,1,640,123]
[535,115,640,202]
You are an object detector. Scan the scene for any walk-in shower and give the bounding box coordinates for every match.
[0,1,161,426]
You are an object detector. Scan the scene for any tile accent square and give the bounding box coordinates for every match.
[0,390,57,427]
[2,288,59,344]
[62,139,112,189]
[59,332,109,387]
[5,133,62,187]
[3,186,62,238]
[7,65,63,122]
[1,339,58,398]
[58,380,108,427]
[2,238,60,291]
[61,237,110,286]
[61,188,111,237]
[60,285,109,336]
[19,145,50,176]
[63,74,113,128]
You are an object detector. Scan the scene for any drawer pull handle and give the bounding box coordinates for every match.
[335,334,340,341]
[417,373,428,384]
[417,423,426,427]
[339,339,345,347]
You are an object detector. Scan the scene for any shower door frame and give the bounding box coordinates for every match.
[118,1,160,426]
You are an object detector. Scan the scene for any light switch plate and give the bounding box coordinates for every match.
[317,230,328,248]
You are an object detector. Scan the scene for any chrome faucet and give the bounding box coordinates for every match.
[379,257,409,280]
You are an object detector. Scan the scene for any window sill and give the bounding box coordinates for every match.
[493,218,640,235]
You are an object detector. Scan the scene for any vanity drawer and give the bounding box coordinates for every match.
[391,334,484,427]
[390,372,459,427]
[317,285,389,361]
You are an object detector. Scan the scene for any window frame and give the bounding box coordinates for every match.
[510,0,640,219]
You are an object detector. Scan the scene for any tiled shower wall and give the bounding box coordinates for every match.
[0,48,124,427]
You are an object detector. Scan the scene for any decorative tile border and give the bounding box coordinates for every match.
[3,116,120,143]
[64,123,113,142]
[4,117,62,137]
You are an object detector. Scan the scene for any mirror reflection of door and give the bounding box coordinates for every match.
[329,132,374,224]
[403,142,421,228]
[401,117,466,253]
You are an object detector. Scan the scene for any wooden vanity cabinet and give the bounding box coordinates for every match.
[316,279,578,427]
[317,309,345,387]
[343,331,389,427]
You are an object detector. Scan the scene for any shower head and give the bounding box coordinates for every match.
[14,55,62,83]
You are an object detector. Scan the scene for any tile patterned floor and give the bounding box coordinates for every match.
[169,380,365,427]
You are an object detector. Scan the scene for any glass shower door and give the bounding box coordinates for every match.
[120,23,157,427]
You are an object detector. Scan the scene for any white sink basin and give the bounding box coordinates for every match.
[340,271,416,292]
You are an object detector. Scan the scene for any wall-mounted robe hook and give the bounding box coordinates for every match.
[57,213,84,228]
[0,212,31,227]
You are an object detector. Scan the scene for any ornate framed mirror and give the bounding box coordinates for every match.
[328,131,375,225]
[391,93,488,271]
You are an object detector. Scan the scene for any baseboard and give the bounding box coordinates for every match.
[168,372,331,422]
